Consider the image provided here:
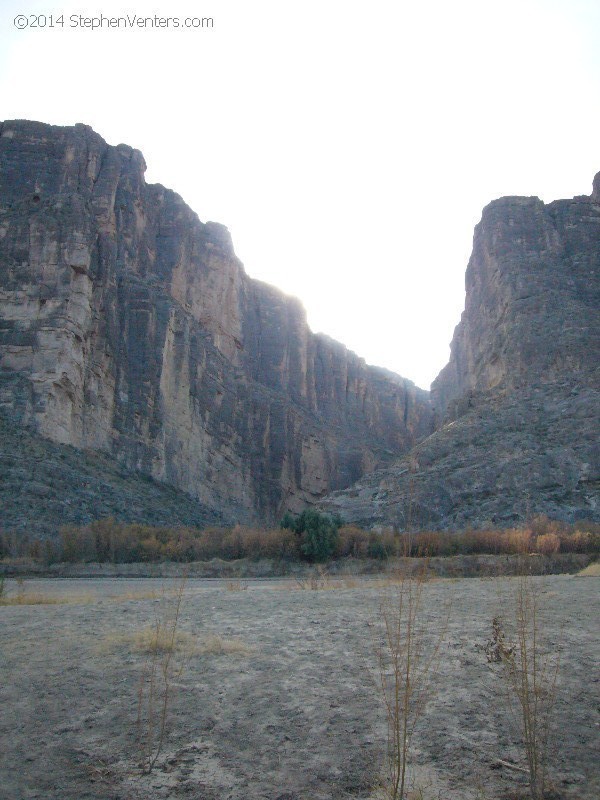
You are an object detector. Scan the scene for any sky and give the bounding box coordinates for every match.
[1,0,599,389]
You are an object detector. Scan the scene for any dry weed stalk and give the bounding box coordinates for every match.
[376,568,447,800]
[294,565,330,590]
[491,574,560,800]
[136,575,187,773]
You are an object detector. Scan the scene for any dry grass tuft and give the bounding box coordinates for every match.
[100,627,198,656]
[1,589,170,607]
[101,628,253,658]
[294,566,332,590]
[0,579,98,606]
[200,633,254,657]
[133,627,197,655]
[107,590,165,602]
[224,580,248,592]
[340,576,361,589]
[0,593,69,606]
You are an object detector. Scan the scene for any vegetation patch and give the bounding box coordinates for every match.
[1,514,598,571]
[199,634,254,657]
[0,592,68,606]
[102,626,198,656]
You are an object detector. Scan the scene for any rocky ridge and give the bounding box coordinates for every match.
[2,120,598,535]
[323,176,600,528]
[0,120,432,532]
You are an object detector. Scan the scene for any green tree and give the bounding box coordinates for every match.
[280,509,342,562]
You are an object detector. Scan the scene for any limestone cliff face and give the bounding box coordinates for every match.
[324,176,600,528]
[0,120,432,525]
[432,188,600,422]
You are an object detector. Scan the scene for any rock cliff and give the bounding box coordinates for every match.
[0,120,432,530]
[432,189,600,421]
[323,177,600,528]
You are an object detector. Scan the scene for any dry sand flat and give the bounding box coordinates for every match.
[0,574,598,800]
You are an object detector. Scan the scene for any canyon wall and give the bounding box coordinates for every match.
[324,176,600,529]
[0,120,432,529]
[432,184,600,421]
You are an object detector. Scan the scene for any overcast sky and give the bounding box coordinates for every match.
[1,0,599,388]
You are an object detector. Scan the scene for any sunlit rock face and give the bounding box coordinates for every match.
[0,120,433,527]
[323,176,600,529]
[431,188,600,422]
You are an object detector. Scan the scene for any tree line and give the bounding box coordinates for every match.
[0,512,598,564]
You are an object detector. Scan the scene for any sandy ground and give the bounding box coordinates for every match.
[0,574,598,800]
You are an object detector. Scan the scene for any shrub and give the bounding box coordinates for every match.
[281,509,342,562]
[300,518,339,562]
[535,533,560,555]
[529,514,562,537]
[507,528,534,554]
[279,512,297,532]
[336,525,370,558]
[562,530,594,553]
[60,525,97,562]
[367,533,389,560]
[413,531,454,557]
